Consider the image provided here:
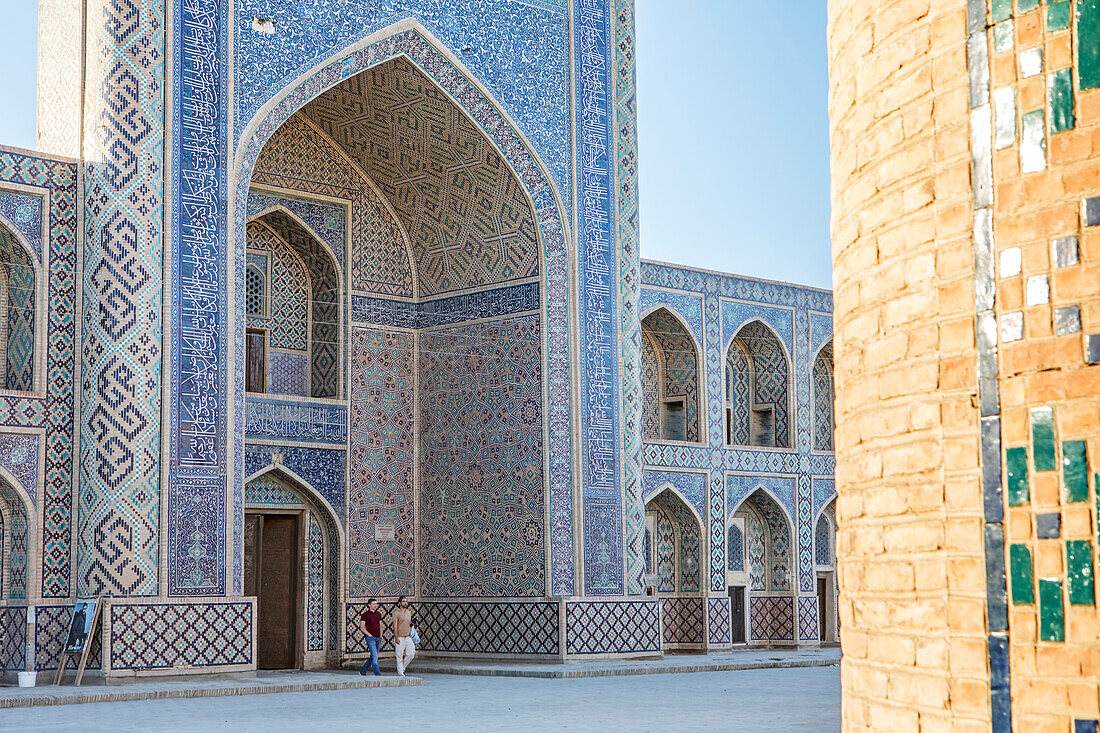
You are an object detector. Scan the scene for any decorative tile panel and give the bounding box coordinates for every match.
[748,595,795,642]
[234,0,571,217]
[418,315,544,597]
[247,191,347,269]
[307,515,325,650]
[349,328,414,598]
[707,596,732,646]
[109,602,253,669]
[798,596,819,642]
[660,597,704,646]
[0,606,25,671]
[245,399,347,445]
[0,190,43,262]
[565,600,660,655]
[34,605,102,671]
[244,445,347,520]
[642,469,706,520]
[299,58,541,298]
[78,0,164,599]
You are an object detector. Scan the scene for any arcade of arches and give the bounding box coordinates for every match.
[5,2,837,679]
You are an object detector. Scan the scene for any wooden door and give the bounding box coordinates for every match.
[246,513,300,670]
[729,586,745,643]
[817,577,828,642]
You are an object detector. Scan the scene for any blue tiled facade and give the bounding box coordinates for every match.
[0,0,833,674]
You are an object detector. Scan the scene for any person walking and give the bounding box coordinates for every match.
[392,595,415,676]
[358,599,383,676]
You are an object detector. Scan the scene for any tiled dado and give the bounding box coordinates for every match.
[347,601,560,657]
[104,599,255,674]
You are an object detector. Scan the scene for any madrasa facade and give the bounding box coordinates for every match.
[0,0,835,677]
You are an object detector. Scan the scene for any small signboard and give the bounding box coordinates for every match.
[374,524,395,541]
[54,597,102,686]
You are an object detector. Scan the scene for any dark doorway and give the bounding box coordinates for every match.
[729,586,746,643]
[245,513,300,669]
[246,329,266,393]
[817,576,828,641]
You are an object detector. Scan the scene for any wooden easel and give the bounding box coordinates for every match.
[53,598,102,686]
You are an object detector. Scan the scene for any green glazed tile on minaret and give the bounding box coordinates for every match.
[994,0,1014,21]
[1063,440,1088,502]
[1038,578,1065,641]
[1007,447,1030,506]
[1031,407,1057,471]
[1066,540,1095,606]
[1080,0,1100,89]
[1009,544,1035,605]
[1048,68,1075,132]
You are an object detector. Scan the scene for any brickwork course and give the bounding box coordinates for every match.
[829,0,1100,731]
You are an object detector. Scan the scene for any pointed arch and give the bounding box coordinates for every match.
[812,339,835,452]
[725,319,792,448]
[814,496,837,568]
[640,306,703,443]
[0,465,37,600]
[0,218,39,392]
[244,466,344,660]
[644,485,705,596]
[730,486,795,594]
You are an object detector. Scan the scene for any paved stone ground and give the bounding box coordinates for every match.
[409,647,841,678]
[0,670,418,709]
[0,666,841,732]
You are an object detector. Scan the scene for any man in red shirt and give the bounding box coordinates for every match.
[358,599,383,676]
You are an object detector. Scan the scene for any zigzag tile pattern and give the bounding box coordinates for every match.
[707,596,732,646]
[349,327,414,598]
[641,331,661,440]
[78,0,164,597]
[0,606,23,670]
[300,58,540,297]
[34,605,102,671]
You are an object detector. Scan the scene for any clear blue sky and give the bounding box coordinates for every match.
[0,2,831,289]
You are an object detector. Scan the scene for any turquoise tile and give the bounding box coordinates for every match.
[1007,447,1030,506]
[1080,0,1100,89]
[1048,1,1071,30]
[1031,407,1056,471]
[1009,544,1035,605]
[994,22,1016,52]
[1063,440,1088,502]
[1038,578,1065,641]
[1049,68,1075,132]
[994,0,1014,21]
[1018,0,1040,11]
[1067,540,1095,606]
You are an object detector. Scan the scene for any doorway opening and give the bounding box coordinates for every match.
[245,512,300,669]
[244,470,342,670]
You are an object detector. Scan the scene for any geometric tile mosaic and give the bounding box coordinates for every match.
[415,602,559,656]
[300,58,541,298]
[749,596,794,642]
[660,597,704,646]
[79,0,164,598]
[707,596,732,646]
[418,315,544,598]
[349,327,414,598]
[565,600,661,655]
[34,605,102,671]
[0,605,25,671]
[798,596,819,642]
[109,602,252,669]
[307,515,325,651]
[0,151,78,599]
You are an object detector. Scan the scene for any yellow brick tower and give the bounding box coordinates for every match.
[829,0,1100,730]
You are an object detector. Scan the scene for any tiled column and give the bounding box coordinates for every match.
[78,0,165,596]
[615,0,646,596]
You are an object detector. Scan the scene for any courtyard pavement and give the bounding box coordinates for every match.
[0,665,841,732]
